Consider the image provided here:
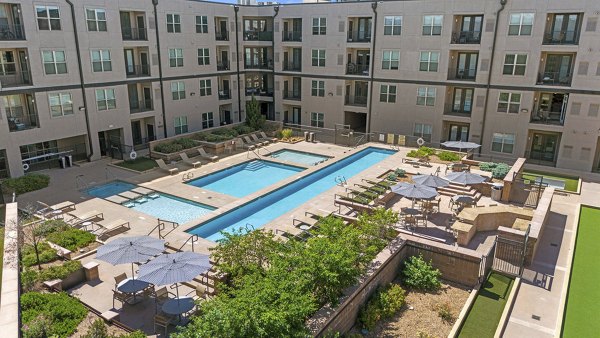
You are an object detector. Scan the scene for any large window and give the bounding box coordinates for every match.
[419,51,439,72]
[422,15,443,35]
[20,141,59,164]
[167,14,181,33]
[49,93,73,117]
[491,133,515,153]
[312,17,326,35]
[383,16,402,35]
[196,16,208,33]
[382,50,399,70]
[380,85,396,103]
[91,50,112,72]
[452,88,473,113]
[311,80,325,97]
[416,87,436,106]
[0,51,15,74]
[199,79,212,96]
[168,48,184,67]
[174,116,188,135]
[413,123,432,141]
[86,8,107,32]
[36,6,61,31]
[42,51,67,74]
[95,89,116,111]
[503,54,527,75]
[310,112,324,128]
[312,49,325,67]
[202,112,214,129]
[497,92,521,114]
[171,81,185,100]
[508,13,534,36]
[197,48,210,65]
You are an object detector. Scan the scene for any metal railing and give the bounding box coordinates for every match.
[344,95,368,107]
[0,71,32,87]
[121,27,147,40]
[22,143,87,172]
[0,24,25,40]
[448,67,477,81]
[244,30,273,41]
[8,113,39,132]
[282,90,301,100]
[132,137,154,150]
[245,87,273,96]
[451,31,481,44]
[217,61,230,71]
[282,30,302,42]
[282,62,301,72]
[346,63,369,76]
[125,64,150,78]
[347,30,371,43]
[543,31,579,45]
[218,89,231,100]
[215,30,229,41]
[444,104,472,117]
[244,61,273,70]
[129,99,154,114]
[530,109,565,125]
[537,72,572,86]
[148,219,179,240]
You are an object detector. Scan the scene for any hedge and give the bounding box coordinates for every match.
[1,173,50,195]
[21,292,87,338]
[46,228,96,251]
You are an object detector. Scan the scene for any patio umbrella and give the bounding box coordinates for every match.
[96,235,165,279]
[441,141,481,152]
[444,171,487,185]
[412,174,450,188]
[391,183,438,200]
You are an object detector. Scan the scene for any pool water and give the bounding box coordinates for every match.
[188,147,394,241]
[269,149,330,166]
[186,160,304,198]
[131,194,215,225]
[87,181,136,198]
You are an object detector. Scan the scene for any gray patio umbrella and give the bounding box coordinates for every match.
[444,171,487,185]
[412,174,450,188]
[96,236,165,279]
[391,183,438,200]
[441,141,481,152]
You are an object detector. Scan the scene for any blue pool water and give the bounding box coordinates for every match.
[186,160,304,198]
[269,149,330,166]
[131,194,215,224]
[188,147,394,241]
[87,181,136,198]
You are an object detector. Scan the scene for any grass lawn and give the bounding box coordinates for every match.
[458,272,514,338]
[114,157,158,172]
[522,170,579,192]
[562,206,600,337]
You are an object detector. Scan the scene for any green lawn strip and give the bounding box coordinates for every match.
[114,157,158,172]
[522,171,579,192]
[562,206,600,337]
[458,272,514,338]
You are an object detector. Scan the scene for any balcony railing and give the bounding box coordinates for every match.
[0,71,32,87]
[444,106,472,117]
[448,67,477,81]
[344,95,368,107]
[537,72,572,86]
[451,31,481,44]
[245,87,273,96]
[121,27,147,41]
[129,99,154,114]
[283,90,301,100]
[543,31,579,45]
[244,31,273,41]
[125,65,150,78]
[346,64,369,76]
[282,30,302,42]
[0,24,25,40]
[215,30,229,41]
[347,30,371,43]
[218,89,231,100]
[7,107,38,132]
[282,62,301,72]
[245,61,273,70]
[530,109,565,125]
[217,61,230,71]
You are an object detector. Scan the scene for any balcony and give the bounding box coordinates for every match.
[125,65,150,78]
[444,107,471,118]
[218,89,231,100]
[530,109,565,126]
[245,61,272,70]
[282,30,302,42]
[6,106,38,132]
[451,31,481,44]
[215,30,229,41]
[346,64,369,76]
[244,31,273,41]
[217,61,230,71]
[543,13,581,45]
[283,91,301,101]
[537,72,572,86]
[347,30,371,43]
[121,27,147,41]
[129,99,153,114]
[530,93,567,125]
[448,67,477,81]
[543,31,579,45]
[345,95,368,107]
[282,62,301,72]
[0,24,25,41]
[246,87,273,97]
[0,71,32,88]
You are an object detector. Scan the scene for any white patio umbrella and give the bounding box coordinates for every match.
[441,141,481,152]
[444,171,487,185]
[392,182,438,207]
[96,236,165,279]
[412,174,450,188]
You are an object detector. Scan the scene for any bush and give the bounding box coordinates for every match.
[22,242,58,267]
[1,173,50,195]
[82,320,146,338]
[437,302,454,323]
[22,260,83,291]
[394,168,406,177]
[21,292,87,337]
[281,128,294,140]
[407,146,435,159]
[233,124,255,135]
[46,228,96,251]
[153,142,183,154]
[491,163,511,179]
[358,284,406,330]
[175,137,196,149]
[402,254,442,291]
[387,173,398,181]
[478,162,499,172]
[437,151,460,162]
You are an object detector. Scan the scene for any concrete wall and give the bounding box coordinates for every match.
[0,203,20,337]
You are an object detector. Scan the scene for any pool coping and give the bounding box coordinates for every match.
[267,148,333,165]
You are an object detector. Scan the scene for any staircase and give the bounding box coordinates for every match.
[244,160,267,171]
[437,182,482,201]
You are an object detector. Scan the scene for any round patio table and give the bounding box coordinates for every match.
[299,224,310,231]
[401,208,421,216]
[162,297,195,322]
[117,278,151,294]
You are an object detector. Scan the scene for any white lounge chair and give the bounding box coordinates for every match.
[197,148,218,162]
[67,210,104,226]
[155,159,179,175]
[36,201,76,218]
[97,219,130,239]
[250,134,269,146]
[180,153,202,168]
[243,136,263,148]
[259,131,278,143]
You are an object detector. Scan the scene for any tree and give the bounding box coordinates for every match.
[245,95,265,130]
[19,206,67,270]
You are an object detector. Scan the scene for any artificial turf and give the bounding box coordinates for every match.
[115,157,158,172]
[458,272,514,338]
[522,170,579,192]
[562,206,600,337]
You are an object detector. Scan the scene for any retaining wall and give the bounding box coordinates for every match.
[0,203,20,337]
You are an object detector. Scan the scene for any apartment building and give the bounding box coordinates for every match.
[0,0,599,178]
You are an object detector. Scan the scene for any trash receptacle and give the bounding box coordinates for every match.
[309,132,315,142]
[58,156,66,169]
[65,155,73,167]
[304,131,309,141]
[491,183,503,201]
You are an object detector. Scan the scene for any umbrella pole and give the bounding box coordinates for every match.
[131,263,135,280]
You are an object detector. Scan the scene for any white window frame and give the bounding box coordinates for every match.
[86,8,107,32]
[380,84,396,103]
[42,50,67,75]
[199,79,212,96]
[503,53,527,75]
[383,16,402,35]
[168,48,184,67]
[174,116,188,135]
[310,112,324,128]
[49,92,73,117]
[197,48,210,65]
[312,17,326,35]
[382,50,399,70]
[312,49,325,67]
[416,87,436,106]
[95,88,116,111]
[36,5,61,31]
[196,15,208,33]
[497,92,521,114]
[419,51,439,72]
[508,13,534,36]
[202,112,214,129]
[491,133,515,154]
[91,49,112,72]
[167,14,181,33]
[311,80,325,97]
[413,123,433,142]
[171,81,185,100]
[422,15,443,36]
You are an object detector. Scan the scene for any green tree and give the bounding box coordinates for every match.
[245,95,265,130]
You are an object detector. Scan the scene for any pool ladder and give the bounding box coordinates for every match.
[76,175,90,190]
[335,175,347,187]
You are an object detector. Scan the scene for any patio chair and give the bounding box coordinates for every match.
[243,136,263,148]
[259,131,278,143]
[197,148,218,162]
[154,286,175,308]
[154,314,173,335]
[114,273,127,286]
[237,137,255,150]
[250,133,270,146]
[180,153,202,168]
[155,159,179,175]
[67,210,104,227]
[113,289,133,309]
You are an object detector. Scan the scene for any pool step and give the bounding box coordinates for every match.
[244,161,267,171]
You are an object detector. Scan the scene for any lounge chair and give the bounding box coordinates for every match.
[197,148,218,162]
[67,210,104,228]
[36,201,76,218]
[155,159,179,175]
[250,133,269,146]
[243,136,262,148]
[180,153,202,168]
[237,137,255,150]
[97,219,130,239]
[259,131,278,143]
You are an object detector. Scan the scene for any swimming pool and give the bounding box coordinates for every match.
[188,147,394,241]
[87,181,136,198]
[131,194,215,224]
[186,160,304,198]
[269,149,330,166]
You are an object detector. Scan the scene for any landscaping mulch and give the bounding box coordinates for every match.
[71,311,130,338]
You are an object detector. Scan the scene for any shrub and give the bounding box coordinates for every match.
[153,142,183,154]
[246,95,265,130]
[175,137,197,149]
[82,320,146,338]
[22,242,57,267]
[394,168,406,177]
[407,146,435,159]
[37,260,82,282]
[387,173,398,181]
[21,292,87,337]
[402,254,442,291]
[281,128,294,140]
[437,151,460,162]
[1,173,50,195]
[491,163,511,179]
[478,162,499,172]
[437,302,454,323]
[233,124,255,135]
[46,228,96,251]
[358,284,406,330]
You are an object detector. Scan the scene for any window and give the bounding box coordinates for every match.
[508,13,534,36]
[382,50,399,70]
[174,116,188,135]
[95,89,116,111]
[416,87,436,106]
[49,93,73,117]
[312,49,325,67]
[168,48,183,67]
[167,14,181,33]
[419,51,439,72]
[0,51,15,74]
[91,50,111,72]
[413,123,432,141]
[36,6,61,31]
[20,141,59,164]
[310,112,324,128]
[312,17,326,35]
[497,92,521,113]
[452,88,473,113]
[202,112,214,129]
[422,15,443,35]
[171,81,185,100]
[311,80,325,97]
[491,133,515,153]
[199,79,212,96]
[502,54,527,75]
[380,85,396,103]
[42,51,67,74]
[196,16,208,33]
[86,9,106,31]
[384,16,402,35]
[197,48,210,65]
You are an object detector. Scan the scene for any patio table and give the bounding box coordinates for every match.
[401,208,421,216]
[117,278,152,303]
[162,297,195,322]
